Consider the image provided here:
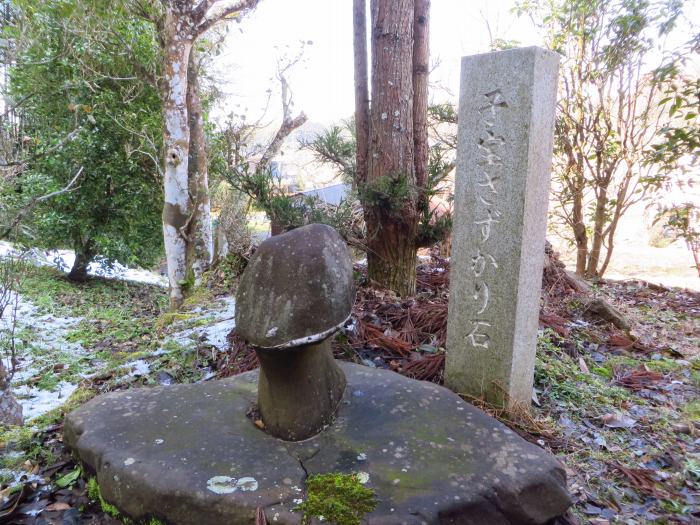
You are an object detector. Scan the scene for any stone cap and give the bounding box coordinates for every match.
[235,223,354,349]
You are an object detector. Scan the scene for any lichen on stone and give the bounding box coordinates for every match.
[206,475,259,494]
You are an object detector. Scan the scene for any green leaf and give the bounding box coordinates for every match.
[55,466,82,488]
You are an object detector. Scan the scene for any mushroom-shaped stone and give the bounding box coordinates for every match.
[235,223,354,441]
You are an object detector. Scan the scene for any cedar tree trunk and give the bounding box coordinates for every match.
[353,0,369,185]
[364,0,421,297]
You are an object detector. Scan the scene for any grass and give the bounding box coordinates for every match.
[682,400,700,421]
[0,387,96,471]
[533,321,700,523]
[0,424,57,470]
[14,264,167,356]
[535,330,636,413]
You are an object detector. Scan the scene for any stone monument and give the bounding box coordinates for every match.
[65,223,570,524]
[445,47,560,409]
[235,223,352,440]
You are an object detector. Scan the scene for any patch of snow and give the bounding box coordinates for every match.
[236,477,258,492]
[0,241,166,286]
[13,381,78,421]
[168,296,235,352]
[205,475,258,494]
[0,468,44,487]
[124,359,151,377]
[206,475,238,494]
[1,292,87,421]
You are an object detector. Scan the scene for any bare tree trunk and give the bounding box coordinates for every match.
[365,0,418,297]
[67,240,94,282]
[598,182,627,277]
[572,174,588,276]
[353,0,369,185]
[161,16,193,309]
[586,183,609,277]
[151,0,260,309]
[599,214,619,277]
[256,113,307,173]
[186,52,213,286]
[413,0,430,193]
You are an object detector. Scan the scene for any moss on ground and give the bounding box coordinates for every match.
[87,477,165,525]
[87,477,121,519]
[295,472,377,525]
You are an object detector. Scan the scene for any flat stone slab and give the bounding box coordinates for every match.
[65,363,571,524]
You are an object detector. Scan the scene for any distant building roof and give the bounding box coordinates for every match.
[297,183,350,206]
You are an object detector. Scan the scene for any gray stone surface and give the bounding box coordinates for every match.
[235,223,354,348]
[235,223,351,441]
[445,47,560,409]
[65,363,571,524]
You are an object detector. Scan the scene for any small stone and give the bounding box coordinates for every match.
[235,224,352,441]
[235,224,354,348]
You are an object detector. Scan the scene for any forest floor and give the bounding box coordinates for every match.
[0,253,698,524]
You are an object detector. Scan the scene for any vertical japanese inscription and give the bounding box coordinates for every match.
[445,47,559,409]
[465,89,508,350]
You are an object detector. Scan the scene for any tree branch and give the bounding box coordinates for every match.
[195,0,260,36]
[1,167,84,240]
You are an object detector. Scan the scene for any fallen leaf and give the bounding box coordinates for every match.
[256,506,268,525]
[608,333,634,348]
[578,357,590,374]
[613,367,665,391]
[55,467,81,488]
[45,501,71,511]
[613,462,667,497]
[602,413,637,429]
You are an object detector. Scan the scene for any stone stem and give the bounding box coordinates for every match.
[255,339,346,441]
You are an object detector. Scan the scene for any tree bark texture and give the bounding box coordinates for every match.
[157,1,259,309]
[161,13,193,309]
[572,172,588,276]
[353,0,369,185]
[586,183,609,278]
[364,0,419,297]
[186,53,213,286]
[412,0,430,193]
[67,241,95,282]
